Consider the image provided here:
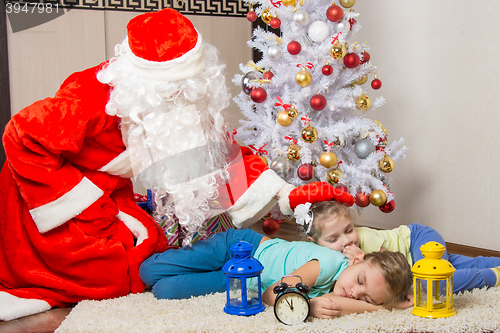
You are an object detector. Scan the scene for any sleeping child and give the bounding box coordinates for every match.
[296,197,500,294]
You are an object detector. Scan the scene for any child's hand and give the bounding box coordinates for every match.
[343,245,364,259]
[392,293,414,309]
[309,295,342,319]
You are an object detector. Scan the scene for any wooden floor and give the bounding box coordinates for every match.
[0,308,72,333]
[446,242,500,257]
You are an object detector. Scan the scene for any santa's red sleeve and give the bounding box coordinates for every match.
[2,65,120,234]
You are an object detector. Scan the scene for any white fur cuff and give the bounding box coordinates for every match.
[278,183,295,216]
[29,177,103,233]
[0,292,51,321]
[116,210,149,246]
[227,169,288,228]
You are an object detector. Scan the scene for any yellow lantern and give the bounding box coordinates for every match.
[412,242,456,318]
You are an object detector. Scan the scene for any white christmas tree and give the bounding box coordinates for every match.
[233,0,407,216]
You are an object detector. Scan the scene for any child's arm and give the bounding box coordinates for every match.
[312,293,383,317]
[262,260,345,318]
[311,292,414,319]
[262,260,322,307]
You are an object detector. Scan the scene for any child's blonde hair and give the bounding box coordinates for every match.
[364,251,413,307]
[302,200,357,241]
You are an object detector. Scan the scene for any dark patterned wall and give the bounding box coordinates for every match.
[5,0,251,16]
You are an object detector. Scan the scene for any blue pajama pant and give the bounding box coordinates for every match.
[409,223,500,293]
[139,228,264,299]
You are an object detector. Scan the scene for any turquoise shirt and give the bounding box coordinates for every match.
[248,239,349,298]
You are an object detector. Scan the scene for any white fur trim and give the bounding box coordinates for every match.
[29,177,103,233]
[98,150,134,178]
[278,183,296,215]
[121,32,205,81]
[0,292,51,321]
[116,210,149,246]
[227,169,288,229]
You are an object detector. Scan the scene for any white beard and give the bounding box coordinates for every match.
[97,43,232,245]
[126,104,235,245]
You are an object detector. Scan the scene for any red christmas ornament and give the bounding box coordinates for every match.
[343,53,360,68]
[371,78,382,90]
[270,17,281,29]
[310,94,327,110]
[297,163,314,181]
[263,71,274,80]
[360,51,370,64]
[262,218,280,235]
[251,87,267,103]
[355,191,370,207]
[334,185,349,194]
[379,200,395,213]
[326,5,343,22]
[322,64,333,76]
[246,10,257,22]
[287,41,301,55]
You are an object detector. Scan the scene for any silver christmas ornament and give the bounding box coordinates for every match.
[241,71,261,95]
[354,138,376,159]
[293,9,310,26]
[267,44,283,61]
[308,21,330,42]
[380,175,392,192]
[270,156,292,178]
[334,20,349,34]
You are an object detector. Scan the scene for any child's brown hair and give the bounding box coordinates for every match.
[303,200,357,241]
[364,251,413,307]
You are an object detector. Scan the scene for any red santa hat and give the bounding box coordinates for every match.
[288,181,355,210]
[122,8,205,81]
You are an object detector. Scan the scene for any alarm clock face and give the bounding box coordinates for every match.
[274,291,310,325]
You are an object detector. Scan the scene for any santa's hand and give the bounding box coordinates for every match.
[309,296,342,319]
[343,245,364,259]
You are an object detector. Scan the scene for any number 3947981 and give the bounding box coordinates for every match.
[6,2,60,14]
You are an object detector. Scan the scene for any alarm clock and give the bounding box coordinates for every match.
[273,275,311,325]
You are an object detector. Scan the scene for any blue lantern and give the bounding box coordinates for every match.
[222,241,265,316]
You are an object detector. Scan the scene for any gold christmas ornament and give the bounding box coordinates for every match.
[355,94,371,111]
[330,43,347,60]
[259,155,268,166]
[277,110,293,126]
[354,75,368,85]
[286,144,301,161]
[301,125,318,143]
[339,0,356,8]
[295,69,312,87]
[320,152,337,168]
[282,0,297,6]
[288,106,299,119]
[326,168,342,185]
[370,189,387,206]
[262,8,274,24]
[378,155,395,173]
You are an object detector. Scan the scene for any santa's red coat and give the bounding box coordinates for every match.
[0,63,170,311]
[0,63,292,320]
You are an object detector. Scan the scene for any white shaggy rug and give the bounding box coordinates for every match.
[55,287,500,333]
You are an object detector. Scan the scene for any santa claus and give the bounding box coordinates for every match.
[0,8,354,321]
